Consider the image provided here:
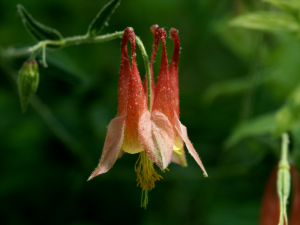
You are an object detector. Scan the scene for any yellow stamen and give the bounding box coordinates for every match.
[135,151,163,209]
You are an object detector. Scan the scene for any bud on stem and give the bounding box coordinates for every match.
[18,60,39,113]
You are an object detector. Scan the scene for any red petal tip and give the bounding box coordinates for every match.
[128,31,135,44]
[158,28,167,40]
[150,25,160,35]
[124,27,134,35]
[170,28,178,37]
[121,27,134,48]
[127,29,136,55]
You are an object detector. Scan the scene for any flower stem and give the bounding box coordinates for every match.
[135,36,152,111]
[277,133,291,225]
[3,31,124,58]
[280,133,289,165]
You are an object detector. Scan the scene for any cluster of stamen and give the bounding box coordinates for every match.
[135,151,163,208]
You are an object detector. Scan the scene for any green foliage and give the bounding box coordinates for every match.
[275,85,300,136]
[87,0,121,37]
[229,12,300,32]
[17,4,63,42]
[264,0,299,15]
[202,78,251,104]
[225,113,276,148]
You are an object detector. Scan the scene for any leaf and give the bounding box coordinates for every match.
[290,120,300,166]
[213,19,256,60]
[264,0,299,15]
[17,5,63,42]
[225,113,277,148]
[274,84,300,136]
[202,78,251,104]
[229,11,300,32]
[87,0,121,37]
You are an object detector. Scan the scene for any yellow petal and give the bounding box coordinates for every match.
[173,148,184,154]
[122,129,144,154]
[173,136,183,151]
[171,150,188,167]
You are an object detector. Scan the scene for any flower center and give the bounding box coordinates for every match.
[135,151,163,209]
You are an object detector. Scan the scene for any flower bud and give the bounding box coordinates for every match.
[18,60,39,113]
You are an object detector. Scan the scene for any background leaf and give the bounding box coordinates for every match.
[202,77,252,104]
[229,11,300,32]
[17,4,63,42]
[264,0,299,15]
[87,0,121,36]
[274,85,300,136]
[226,113,276,148]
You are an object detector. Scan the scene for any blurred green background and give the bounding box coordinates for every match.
[1,0,299,224]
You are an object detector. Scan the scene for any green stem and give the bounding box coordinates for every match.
[3,31,124,58]
[277,133,291,225]
[135,36,151,111]
[41,45,48,67]
[29,48,40,61]
[280,133,289,167]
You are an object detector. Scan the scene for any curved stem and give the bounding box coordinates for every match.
[135,36,151,111]
[3,31,124,58]
[280,133,289,167]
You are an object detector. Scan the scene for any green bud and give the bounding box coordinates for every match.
[18,60,39,113]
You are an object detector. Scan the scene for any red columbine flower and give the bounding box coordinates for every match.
[89,26,207,208]
[259,165,300,225]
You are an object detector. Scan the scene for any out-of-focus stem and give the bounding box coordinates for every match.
[277,133,291,225]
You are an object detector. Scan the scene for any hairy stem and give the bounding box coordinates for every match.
[135,36,151,111]
[3,31,124,58]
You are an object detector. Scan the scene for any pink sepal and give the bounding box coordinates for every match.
[138,110,174,170]
[174,114,208,177]
[88,115,126,180]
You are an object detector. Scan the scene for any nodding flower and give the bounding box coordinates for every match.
[88,26,207,209]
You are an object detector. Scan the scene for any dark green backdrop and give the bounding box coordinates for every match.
[0,0,292,224]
